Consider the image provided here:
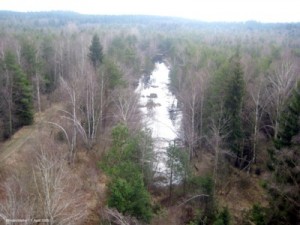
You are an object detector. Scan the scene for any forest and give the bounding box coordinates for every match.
[0,11,299,225]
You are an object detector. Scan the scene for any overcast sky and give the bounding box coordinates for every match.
[0,0,299,23]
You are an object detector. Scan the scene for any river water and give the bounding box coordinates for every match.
[135,62,182,185]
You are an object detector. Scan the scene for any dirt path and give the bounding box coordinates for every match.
[0,104,106,225]
[0,104,63,165]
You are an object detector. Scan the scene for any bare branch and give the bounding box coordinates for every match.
[177,194,209,207]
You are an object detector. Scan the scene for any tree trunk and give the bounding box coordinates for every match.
[169,159,173,204]
[71,89,77,162]
[36,71,41,113]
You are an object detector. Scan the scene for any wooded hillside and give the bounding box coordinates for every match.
[0,11,299,225]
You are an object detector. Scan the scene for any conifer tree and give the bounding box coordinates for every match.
[88,34,103,70]
[268,81,300,224]
[275,81,300,148]
[224,51,245,155]
[5,51,34,129]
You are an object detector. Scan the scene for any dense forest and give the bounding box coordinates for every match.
[0,11,299,225]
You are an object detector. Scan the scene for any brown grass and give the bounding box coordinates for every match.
[0,103,109,225]
[217,168,269,225]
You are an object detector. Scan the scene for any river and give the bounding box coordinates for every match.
[136,62,182,185]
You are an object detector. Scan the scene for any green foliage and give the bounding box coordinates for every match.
[103,58,124,89]
[267,82,300,225]
[167,144,190,181]
[107,35,140,74]
[4,51,34,129]
[202,48,231,135]
[249,204,266,225]
[143,56,155,75]
[55,130,66,142]
[259,56,272,71]
[275,81,300,149]
[40,36,57,93]
[100,124,153,223]
[108,176,152,223]
[89,34,104,69]
[258,179,268,189]
[267,146,300,224]
[21,39,37,77]
[224,51,245,154]
[159,37,175,55]
[188,175,214,196]
[101,124,139,171]
[187,175,216,222]
[213,207,231,225]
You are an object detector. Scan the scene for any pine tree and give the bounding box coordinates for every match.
[88,34,103,70]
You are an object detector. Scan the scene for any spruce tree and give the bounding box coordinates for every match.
[268,81,300,224]
[5,51,34,129]
[224,52,245,155]
[88,34,103,69]
[275,81,300,148]
[21,40,37,78]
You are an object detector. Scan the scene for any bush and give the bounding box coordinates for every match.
[55,130,65,142]
[258,179,267,189]
[101,124,153,223]
[108,176,152,223]
[188,175,214,196]
[187,175,216,222]
[250,204,266,225]
[213,207,231,225]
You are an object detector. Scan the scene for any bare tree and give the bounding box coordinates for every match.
[59,77,80,161]
[0,175,33,224]
[33,149,86,225]
[266,61,297,139]
[206,105,230,191]
[247,76,269,164]
[180,71,208,160]
[34,48,42,114]
[83,66,103,148]
[102,207,140,225]
[113,88,140,126]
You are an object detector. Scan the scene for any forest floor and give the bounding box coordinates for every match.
[150,153,270,225]
[0,103,270,225]
[0,103,107,225]
[0,104,62,165]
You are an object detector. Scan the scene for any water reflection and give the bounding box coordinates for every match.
[136,62,182,185]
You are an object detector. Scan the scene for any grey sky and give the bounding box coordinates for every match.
[0,0,299,22]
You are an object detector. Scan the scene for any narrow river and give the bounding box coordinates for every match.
[136,62,182,185]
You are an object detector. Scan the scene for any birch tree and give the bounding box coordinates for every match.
[180,71,208,160]
[207,109,230,191]
[247,75,269,164]
[59,77,89,161]
[0,175,33,223]
[266,61,297,139]
[113,88,139,126]
[86,34,105,143]
[33,149,86,225]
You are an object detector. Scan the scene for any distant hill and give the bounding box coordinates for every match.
[0,10,299,31]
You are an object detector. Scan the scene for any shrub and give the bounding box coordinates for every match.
[108,176,152,223]
[101,124,153,223]
[250,204,266,225]
[213,207,231,225]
